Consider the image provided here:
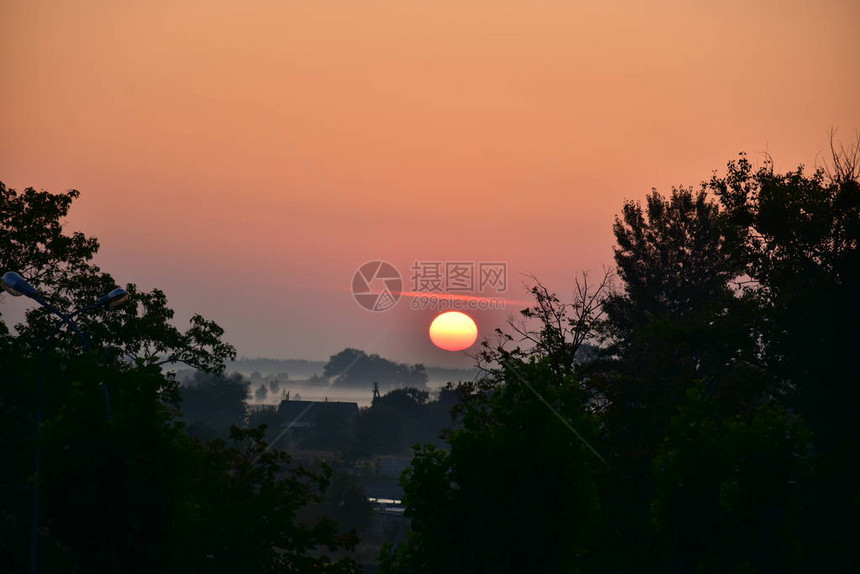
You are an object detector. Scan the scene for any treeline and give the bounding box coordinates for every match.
[215,357,477,389]
[177,349,440,426]
[354,387,460,455]
[3,142,857,573]
[178,368,461,457]
[229,357,323,378]
[380,149,860,574]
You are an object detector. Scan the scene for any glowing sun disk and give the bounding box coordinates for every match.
[429,311,478,351]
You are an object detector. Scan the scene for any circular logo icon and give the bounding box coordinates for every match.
[352,261,402,312]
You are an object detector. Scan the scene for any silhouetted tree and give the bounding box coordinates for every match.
[303,408,357,452]
[588,186,762,570]
[302,469,373,535]
[382,277,609,573]
[709,144,860,571]
[255,382,268,401]
[0,183,360,572]
[381,361,600,574]
[384,144,859,573]
[179,371,249,440]
[353,387,452,456]
[324,348,428,389]
[246,406,284,447]
[174,427,361,573]
[650,388,812,573]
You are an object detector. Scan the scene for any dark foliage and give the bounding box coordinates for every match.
[0,183,359,573]
[383,142,860,574]
[179,370,250,440]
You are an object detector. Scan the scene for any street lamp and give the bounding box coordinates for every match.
[2,270,130,421]
[3,271,128,310]
[3,271,103,351]
[2,271,128,574]
[94,287,130,309]
[0,270,38,297]
[2,271,128,355]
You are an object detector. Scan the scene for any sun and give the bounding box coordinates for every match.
[429,311,478,352]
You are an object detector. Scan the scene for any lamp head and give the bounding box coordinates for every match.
[102,287,129,308]
[1,272,39,299]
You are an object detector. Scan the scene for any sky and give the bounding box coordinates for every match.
[1,0,858,368]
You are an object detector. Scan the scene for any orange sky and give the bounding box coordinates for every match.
[2,0,858,367]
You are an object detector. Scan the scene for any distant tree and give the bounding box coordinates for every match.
[376,387,429,409]
[307,374,327,386]
[180,371,249,440]
[324,348,428,389]
[255,382,268,401]
[323,348,364,380]
[268,376,284,394]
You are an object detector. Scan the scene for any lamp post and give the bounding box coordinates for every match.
[1,271,128,574]
[1,272,128,351]
[2,271,128,417]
